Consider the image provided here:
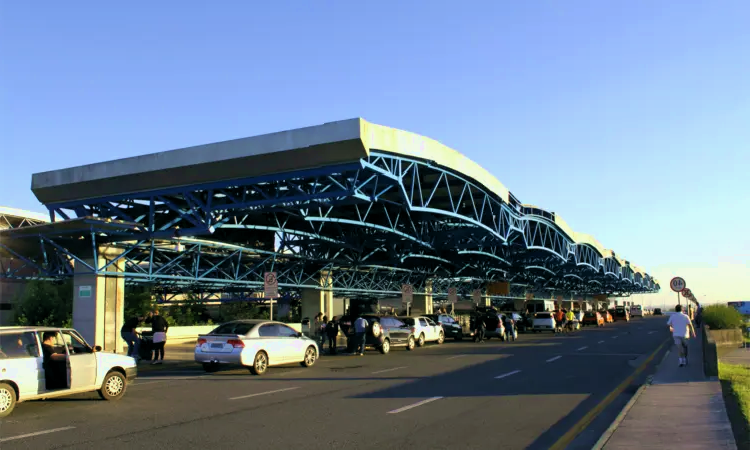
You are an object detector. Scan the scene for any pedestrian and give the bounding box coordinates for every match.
[504,314,516,341]
[313,312,324,346]
[121,314,144,360]
[145,309,169,365]
[474,314,485,343]
[320,315,328,347]
[326,316,339,355]
[353,315,368,355]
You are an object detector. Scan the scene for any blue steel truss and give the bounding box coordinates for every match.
[3,150,659,298]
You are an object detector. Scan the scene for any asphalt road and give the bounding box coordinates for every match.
[0,316,672,450]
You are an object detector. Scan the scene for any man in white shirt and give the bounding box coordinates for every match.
[667,305,696,367]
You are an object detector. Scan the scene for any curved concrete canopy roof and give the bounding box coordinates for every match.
[0,206,49,223]
[29,118,651,279]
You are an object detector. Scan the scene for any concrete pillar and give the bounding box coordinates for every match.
[73,247,125,353]
[300,270,339,320]
[412,280,433,315]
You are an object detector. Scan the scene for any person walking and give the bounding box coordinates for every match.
[504,314,516,341]
[667,304,696,367]
[313,312,324,347]
[121,314,144,360]
[145,309,169,365]
[326,316,339,355]
[353,315,368,355]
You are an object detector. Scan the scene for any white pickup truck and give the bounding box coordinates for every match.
[0,326,138,417]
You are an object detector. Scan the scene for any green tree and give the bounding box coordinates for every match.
[166,292,213,326]
[124,289,155,319]
[14,279,74,327]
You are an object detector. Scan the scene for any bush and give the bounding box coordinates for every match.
[14,280,73,327]
[702,304,744,330]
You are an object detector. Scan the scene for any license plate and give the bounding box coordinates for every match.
[211,343,224,349]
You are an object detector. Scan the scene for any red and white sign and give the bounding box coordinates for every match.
[670,277,686,292]
[264,272,279,298]
[401,284,413,303]
[448,287,458,303]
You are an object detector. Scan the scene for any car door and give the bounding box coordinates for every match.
[0,331,44,398]
[423,318,438,340]
[276,324,306,362]
[257,324,284,364]
[61,330,98,390]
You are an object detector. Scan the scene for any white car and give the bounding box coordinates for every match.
[630,305,644,318]
[400,316,445,346]
[195,320,319,375]
[531,312,557,333]
[0,327,137,417]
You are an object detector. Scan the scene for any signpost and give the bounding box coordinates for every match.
[264,272,279,318]
[670,277,686,308]
[448,287,458,303]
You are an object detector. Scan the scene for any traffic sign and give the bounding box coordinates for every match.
[682,288,692,297]
[472,289,482,304]
[448,287,458,303]
[264,272,279,298]
[401,284,413,303]
[670,277,686,292]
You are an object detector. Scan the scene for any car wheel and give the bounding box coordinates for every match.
[98,371,127,401]
[379,338,391,354]
[301,346,317,367]
[0,382,16,417]
[407,336,416,351]
[437,331,445,344]
[249,351,269,375]
[417,334,425,347]
[203,363,220,373]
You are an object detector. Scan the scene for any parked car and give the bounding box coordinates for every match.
[425,314,463,340]
[195,320,319,375]
[653,308,663,316]
[0,327,137,417]
[630,305,644,318]
[531,312,557,333]
[470,308,506,341]
[612,307,631,322]
[582,311,604,327]
[400,316,445,346]
[600,310,614,323]
[339,315,415,354]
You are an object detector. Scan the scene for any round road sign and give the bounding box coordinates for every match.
[670,277,686,292]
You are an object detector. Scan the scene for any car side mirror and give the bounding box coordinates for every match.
[94,345,102,352]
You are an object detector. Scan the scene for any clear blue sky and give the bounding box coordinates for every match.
[1,1,748,304]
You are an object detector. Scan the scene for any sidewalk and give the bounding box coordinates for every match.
[600,331,737,449]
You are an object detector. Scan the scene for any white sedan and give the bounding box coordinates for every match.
[400,316,445,346]
[195,320,319,375]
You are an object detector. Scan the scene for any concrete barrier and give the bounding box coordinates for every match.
[706,327,743,347]
[703,326,720,378]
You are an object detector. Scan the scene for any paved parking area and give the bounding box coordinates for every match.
[0,318,671,450]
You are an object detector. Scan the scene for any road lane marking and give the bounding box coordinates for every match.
[387,397,443,414]
[546,356,562,363]
[577,346,588,351]
[229,387,300,400]
[0,427,76,443]
[611,336,619,339]
[598,340,605,344]
[648,331,657,334]
[446,355,468,360]
[372,366,407,374]
[548,338,670,450]
[495,370,521,379]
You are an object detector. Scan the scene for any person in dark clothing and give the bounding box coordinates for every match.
[121,315,143,359]
[41,332,67,390]
[145,309,169,365]
[326,317,339,354]
[474,315,486,343]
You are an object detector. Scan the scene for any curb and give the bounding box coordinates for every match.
[591,375,653,450]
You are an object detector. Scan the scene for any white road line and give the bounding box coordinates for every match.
[494,370,521,379]
[598,340,605,344]
[546,356,562,363]
[372,366,407,374]
[387,396,443,414]
[229,387,300,400]
[612,336,619,339]
[0,427,76,443]
[447,355,468,360]
[648,331,657,335]
[577,346,588,351]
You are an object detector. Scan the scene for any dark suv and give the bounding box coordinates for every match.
[340,315,415,354]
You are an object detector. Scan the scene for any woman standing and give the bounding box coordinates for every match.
[146,309,169,365]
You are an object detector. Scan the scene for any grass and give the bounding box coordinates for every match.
[719,362,750,446]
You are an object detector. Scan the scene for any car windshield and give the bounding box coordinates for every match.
[401,318,415,326]
[536,313,552,319]
[211,322,257,335]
